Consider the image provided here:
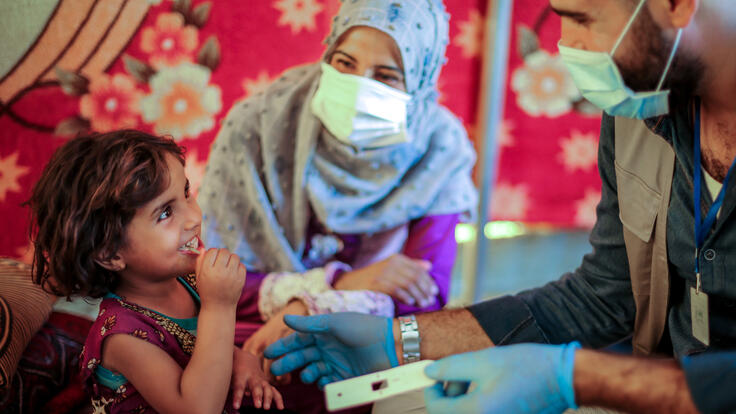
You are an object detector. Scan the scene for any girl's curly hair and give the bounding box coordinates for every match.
[28,130,184,298]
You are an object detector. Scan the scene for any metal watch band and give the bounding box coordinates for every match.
[398,315,420,363]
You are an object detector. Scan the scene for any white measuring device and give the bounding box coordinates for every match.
[324,360,437,411]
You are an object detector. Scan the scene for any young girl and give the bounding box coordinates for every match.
[29,130,284,413]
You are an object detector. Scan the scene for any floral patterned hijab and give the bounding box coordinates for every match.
[199,0,477,273]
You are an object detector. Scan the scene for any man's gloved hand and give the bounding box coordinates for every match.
[263,313,399,388]
[424,342,581,414]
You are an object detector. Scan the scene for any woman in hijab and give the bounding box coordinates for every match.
[199,0,476,410]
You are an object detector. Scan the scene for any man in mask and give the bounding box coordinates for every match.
[264,1,736,412]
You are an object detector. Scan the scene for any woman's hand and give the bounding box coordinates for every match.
[231,347,285,411]
[333,254,438,307]
[195,248,247,308]
[243,300,308,382]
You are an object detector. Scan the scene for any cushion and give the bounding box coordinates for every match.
[0,258,56,388]
[0,311,93,413]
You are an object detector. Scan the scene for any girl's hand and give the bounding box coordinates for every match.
[334,254,439,307]
[195,248,246,308]
[244,301,308,354]
[244,301,308,384]
[231,347,285,411]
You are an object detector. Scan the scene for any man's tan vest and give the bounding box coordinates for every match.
[614,117,676,355]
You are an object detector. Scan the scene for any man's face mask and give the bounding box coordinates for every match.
[558,0,683,119]
[311,63,412,149]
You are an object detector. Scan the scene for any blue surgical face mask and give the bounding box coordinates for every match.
[558,0,683,119]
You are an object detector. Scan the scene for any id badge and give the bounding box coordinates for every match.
[690,287,710,346]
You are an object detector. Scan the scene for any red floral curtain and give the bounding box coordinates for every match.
[0,0,602,262]
[0,0,485,260]
[493,0,602,227]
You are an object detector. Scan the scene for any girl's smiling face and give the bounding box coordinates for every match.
[114,153,202,282]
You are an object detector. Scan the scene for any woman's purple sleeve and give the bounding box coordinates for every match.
[395,213,461,316]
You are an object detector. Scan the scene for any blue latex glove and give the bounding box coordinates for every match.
[424,342,581,414]
[263,313,399,388]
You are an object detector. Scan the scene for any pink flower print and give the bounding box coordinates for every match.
[558,130,598,172]
[79,74,142,132]
[140,63,222,140]
[141,13,198,69]
[511,50,580,117]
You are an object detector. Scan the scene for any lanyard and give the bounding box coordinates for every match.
[693,98,736,289]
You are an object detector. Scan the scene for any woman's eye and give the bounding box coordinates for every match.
[158,206,172,222]
[572,16,590,26]
[336,59,354,69]
[376,73,401,85]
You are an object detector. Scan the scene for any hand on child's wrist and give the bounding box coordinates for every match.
[330,269,349,288]
[332,270,356,290]
[285,299,308,315]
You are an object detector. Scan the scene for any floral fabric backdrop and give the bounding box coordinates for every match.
[496,1,603,227]
[0,0,600,262]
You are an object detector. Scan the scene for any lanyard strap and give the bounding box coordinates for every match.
[693,98,736,273]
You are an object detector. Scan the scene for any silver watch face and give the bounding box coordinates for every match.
[400,315,420,362]
[403,353,421,363]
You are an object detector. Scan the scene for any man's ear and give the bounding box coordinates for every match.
[649,0,697,29]
[95,250,126,272]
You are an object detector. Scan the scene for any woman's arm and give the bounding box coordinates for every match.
[394,213,460,314]
[329,214,461,313]
[257,265,344,322]
[256,214,461,321]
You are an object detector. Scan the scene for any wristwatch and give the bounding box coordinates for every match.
[398,315,421,363]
